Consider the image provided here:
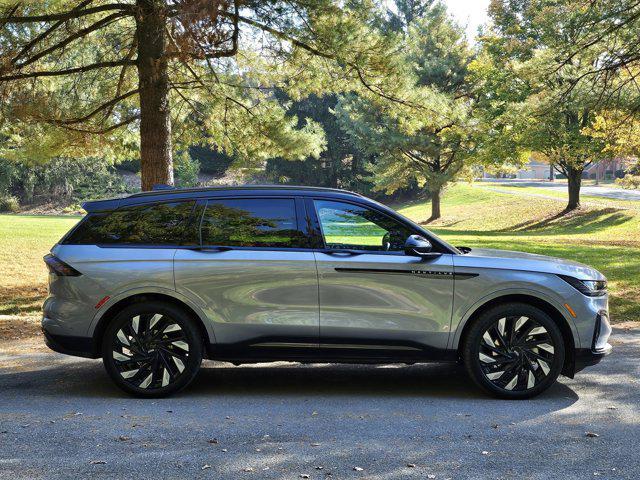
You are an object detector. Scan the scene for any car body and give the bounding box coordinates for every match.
[42,185,612,398]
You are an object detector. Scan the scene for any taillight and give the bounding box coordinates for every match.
[44,254,81,276]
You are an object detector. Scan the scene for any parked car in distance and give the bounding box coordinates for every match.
[42,186,612,398]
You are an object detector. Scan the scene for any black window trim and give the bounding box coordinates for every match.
[305,196,447,256]
[61,192,457,254]
[196,195,313,252]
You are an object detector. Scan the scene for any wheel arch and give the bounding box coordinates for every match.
[91,292,214,358]
[454,293,577,378]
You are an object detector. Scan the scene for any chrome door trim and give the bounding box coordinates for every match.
[334,267,478,279]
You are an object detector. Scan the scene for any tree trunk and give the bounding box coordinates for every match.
[136,0,173,191]
[429,187,441,221]
[566,167,582,211]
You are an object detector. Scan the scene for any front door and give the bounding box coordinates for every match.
[174,197,319,359]
[310,199,454,359]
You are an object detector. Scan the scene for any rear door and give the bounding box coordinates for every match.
[174,196,320,359]
[309,198,454,359]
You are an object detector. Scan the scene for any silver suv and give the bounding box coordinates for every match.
[42,186,612,398]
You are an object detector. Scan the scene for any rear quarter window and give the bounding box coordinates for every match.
[63,201,197,246]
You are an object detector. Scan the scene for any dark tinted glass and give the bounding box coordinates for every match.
[201,198,304,248]
[64,201,196,245]
[314,200,414,252]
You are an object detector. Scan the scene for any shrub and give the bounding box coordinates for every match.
[175,152,201,188]
[615,174,640,190]
[0,195,20,213]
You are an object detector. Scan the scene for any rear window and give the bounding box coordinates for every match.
[63,201,197,245]
[201,198,305,248]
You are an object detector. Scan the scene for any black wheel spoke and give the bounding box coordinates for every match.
[523,349,553,363]
[491,324,508,349]
[512,324,535,346]
[519,339,551,349]
[490,357,518,367]
[506,317,516,345]
[482,344,512,357]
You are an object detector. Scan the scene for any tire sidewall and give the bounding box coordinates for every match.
[102,302,203,398]
[463,303,565,399]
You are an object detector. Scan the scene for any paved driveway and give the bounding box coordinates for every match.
[1,328,638,480]
[482,180,640,202]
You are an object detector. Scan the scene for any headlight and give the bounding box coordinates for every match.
[558,275,607,297]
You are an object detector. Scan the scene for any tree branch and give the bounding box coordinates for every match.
[15,11,129,69]
[58,114,140,134]
[50,89,139,125]
[0,59,136,82]
[1,3,134,23]
[218,10,435,114]
[218,10,333,61]
[10,0,94,65]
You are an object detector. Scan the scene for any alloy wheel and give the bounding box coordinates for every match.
[111,313,191,390]
[478,315,556,392]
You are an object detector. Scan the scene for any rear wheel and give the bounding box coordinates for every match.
[462,303,565,399]
[102,302,202,397]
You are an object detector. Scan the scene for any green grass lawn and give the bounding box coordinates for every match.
[0,215,80,316]
[1,183,638,323]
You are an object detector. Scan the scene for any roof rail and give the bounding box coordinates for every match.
[152,184,176,191]
[126,184,364,198]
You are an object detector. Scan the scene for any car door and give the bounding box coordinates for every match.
[309,198,454,359]
[174,196,320,359]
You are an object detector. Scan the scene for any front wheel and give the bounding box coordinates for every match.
[102,302,203,397]
[462,303,565,399]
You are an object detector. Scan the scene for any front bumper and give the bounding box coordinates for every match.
[572,309,613,374]
[574,343,612,373]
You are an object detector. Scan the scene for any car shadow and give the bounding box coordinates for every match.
[189,361,577,401]
[0,357,580,406]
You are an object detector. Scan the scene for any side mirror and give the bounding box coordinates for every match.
[404,235,438,258]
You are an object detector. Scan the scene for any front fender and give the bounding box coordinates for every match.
[448,286,580,350]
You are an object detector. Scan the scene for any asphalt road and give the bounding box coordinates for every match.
[1,327,638,480]
[482,180,640,202]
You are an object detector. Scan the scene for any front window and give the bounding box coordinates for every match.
[200,198,305,248]
[313,199,415,252]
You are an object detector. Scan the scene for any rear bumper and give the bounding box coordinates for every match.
[42,322,98,359]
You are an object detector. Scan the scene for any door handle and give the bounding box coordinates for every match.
[324,249,362,256]
[192,246,233,253]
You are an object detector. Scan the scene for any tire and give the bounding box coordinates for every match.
[462,302,565,399]
[102,301,203,397]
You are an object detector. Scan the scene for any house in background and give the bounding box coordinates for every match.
[516,159,553,180]
[480,158,553,180]
[584,158,627,181]
[481,157,629,181]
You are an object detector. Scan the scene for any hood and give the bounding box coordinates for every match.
[457,248,606,281]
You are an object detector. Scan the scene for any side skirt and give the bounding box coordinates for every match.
[206,341,458,365]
